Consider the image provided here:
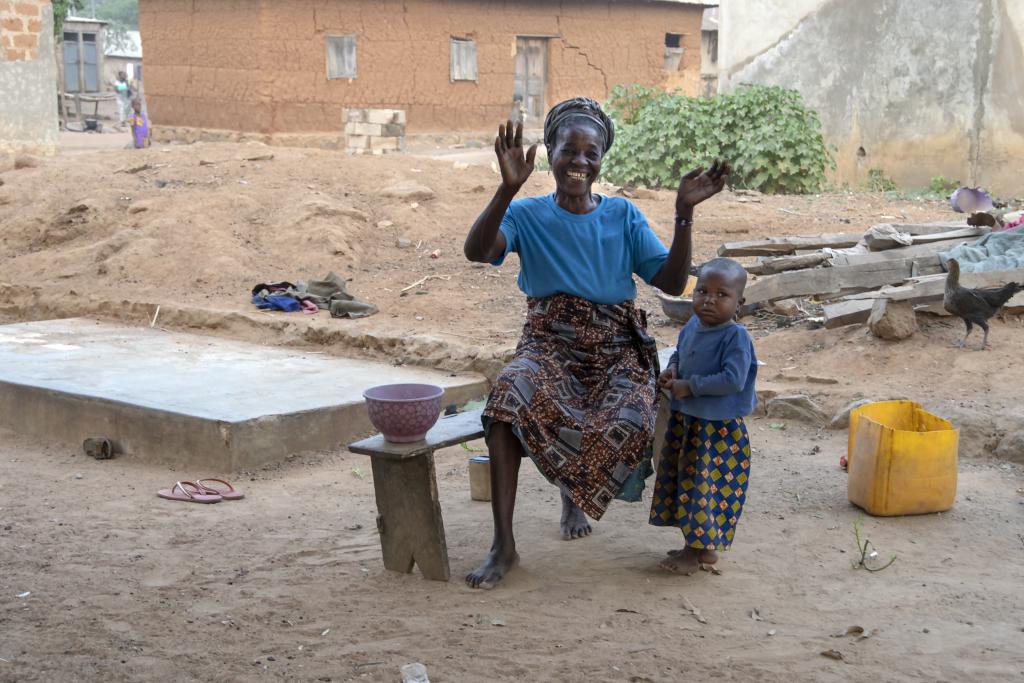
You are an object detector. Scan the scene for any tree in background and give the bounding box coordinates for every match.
[93,0,139,29]
[52,0,84,35]
[93,0,139,55]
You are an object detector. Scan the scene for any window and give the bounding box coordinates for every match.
[63,39,80,92]
[62,30,101,93]
[326,34,356,79]
[702,30,719,65]
[81,38,99,91]
[450,37,477,82]
[663,32,684,71]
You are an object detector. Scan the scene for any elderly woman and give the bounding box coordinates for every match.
[464,97,730,589]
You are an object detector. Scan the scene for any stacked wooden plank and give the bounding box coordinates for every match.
[718,221,1024,328]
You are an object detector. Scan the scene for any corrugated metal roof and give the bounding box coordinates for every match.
[65,15,109,25]
[607,0,717,5]
[702,6,719,31]
[637,1,719,5]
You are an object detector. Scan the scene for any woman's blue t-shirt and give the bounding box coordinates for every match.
[492,193,669,305]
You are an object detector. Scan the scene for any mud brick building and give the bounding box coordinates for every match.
[0,0,58,155]
[139,0,713,141]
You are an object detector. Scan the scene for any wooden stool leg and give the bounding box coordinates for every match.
[370,453,450,581]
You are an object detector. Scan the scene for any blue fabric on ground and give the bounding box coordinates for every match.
[252,294,301,312]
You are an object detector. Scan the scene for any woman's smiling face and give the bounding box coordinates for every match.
[548,121,604,199]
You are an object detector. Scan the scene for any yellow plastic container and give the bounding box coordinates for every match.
[847,400,959,516]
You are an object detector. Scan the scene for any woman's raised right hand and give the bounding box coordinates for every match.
[495,121,538,191]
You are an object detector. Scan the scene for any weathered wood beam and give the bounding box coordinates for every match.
[745,252,830,275]
[827,238,977,267]
[821,268,1024,328]
[864,227,988,251]
[718,232,863,257]
[886,221,969,236]
[746,233,980,282]
[745,261,914,305]
[720,222,975,258]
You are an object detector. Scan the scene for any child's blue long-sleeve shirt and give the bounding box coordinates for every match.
[668,317,758,420]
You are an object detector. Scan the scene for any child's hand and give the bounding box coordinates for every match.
[657,366,677,390]
[668,380,692,399]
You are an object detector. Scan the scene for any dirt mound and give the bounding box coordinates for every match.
[0,142,957,350]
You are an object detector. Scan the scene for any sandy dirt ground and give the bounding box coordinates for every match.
[2,425,1022,682]
[1,138,1023,682]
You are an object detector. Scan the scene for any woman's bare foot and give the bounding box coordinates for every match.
[560,493,592,540]
[465,546,520,589]
[659,547,700,575]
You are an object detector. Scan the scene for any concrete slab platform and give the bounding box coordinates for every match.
[0,318,488,471]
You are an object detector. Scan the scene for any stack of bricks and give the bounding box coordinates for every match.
[345,108,406,155]
[0,0,45,62]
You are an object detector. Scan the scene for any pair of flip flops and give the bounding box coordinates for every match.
[157,478,244,504]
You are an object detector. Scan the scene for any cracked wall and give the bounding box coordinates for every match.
[719,0,1024,196]
[139,0,704,135]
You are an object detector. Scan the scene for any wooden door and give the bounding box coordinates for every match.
[514,38,548,127]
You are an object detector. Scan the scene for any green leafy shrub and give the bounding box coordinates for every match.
[602,84,834,194]
[929,176,959,195]
[53,1,83,36]
[864,168,898,192]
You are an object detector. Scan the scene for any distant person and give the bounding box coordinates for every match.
[113,71,132,126]
[129,99,150,149]
[509,96,525,126]
[650,257,758,575]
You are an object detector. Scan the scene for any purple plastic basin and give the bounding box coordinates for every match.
[363,383,444,443]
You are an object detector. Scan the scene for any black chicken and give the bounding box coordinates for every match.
[943,258,1024,349]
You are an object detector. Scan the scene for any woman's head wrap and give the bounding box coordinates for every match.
[543,97,614,154]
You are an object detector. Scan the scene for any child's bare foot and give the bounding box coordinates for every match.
[659,547,700,575]
[465,546,519,590]
[699,549,719,565]
[560,493,592,540]
[667,547,720,561]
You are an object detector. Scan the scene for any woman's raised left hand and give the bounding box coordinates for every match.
[676,159,732,216]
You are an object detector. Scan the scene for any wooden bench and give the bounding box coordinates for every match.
[347,409,485,581]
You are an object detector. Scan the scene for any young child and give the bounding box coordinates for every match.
[129,99,150,149]
[649,257,758,575]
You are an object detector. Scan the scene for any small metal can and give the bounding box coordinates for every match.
[468,455,491,501]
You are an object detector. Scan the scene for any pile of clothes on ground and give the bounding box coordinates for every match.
[251,272,378,318]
